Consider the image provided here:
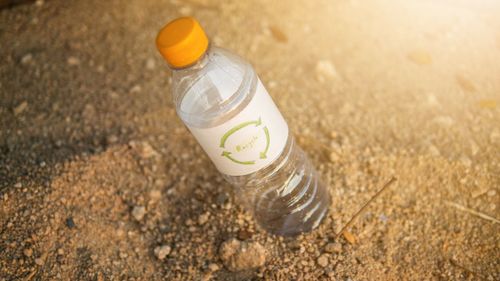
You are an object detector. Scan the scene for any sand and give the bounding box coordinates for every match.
[1,0,499,280]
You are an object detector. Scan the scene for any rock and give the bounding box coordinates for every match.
[315,60,339,82]
[65,217,76,229]
[328,151,340,163]
[197,212,210,225]
[154,245,171,260]
[317,254,329,267]
[149,189,162,202]
[35,257,44,266]
[219,239,266,272]
[20,53,33,65]
[23,248,33,257]
[131,206,146,221]
[146,58,155,70]
[67,56,80,66]
[130,141,158,159]
[208,263,219,272]
[324,242,342,254]
[106,135,118,145]
[13,101,28,116]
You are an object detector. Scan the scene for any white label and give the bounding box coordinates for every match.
[187,79,289,176]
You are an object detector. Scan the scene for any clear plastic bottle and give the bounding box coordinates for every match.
[156,17,330,236]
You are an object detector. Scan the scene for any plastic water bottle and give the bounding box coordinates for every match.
[156,17,330,236]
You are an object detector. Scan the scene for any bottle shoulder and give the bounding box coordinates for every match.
[172,46,258,128]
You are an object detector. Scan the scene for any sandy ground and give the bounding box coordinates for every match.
[1,0,499,280]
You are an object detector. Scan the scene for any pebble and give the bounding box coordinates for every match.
[35,258,44,266]
[106,135,118,145]
[149,189,162,202]
[208,263,219,272]
[131,206,146,221]
[20,53,33,65]
[146,58,156,70]
[324,242,342,253]
[329,151,340,163]
[317,254,329,267]
[67,56,80,66]
[219,238,267,272]
[315,60,339,82]
[154,245,171,260]
[130,141,158,159]
[13,101,28,116]
[197,212,210,225]
[65,217,76,229]
[23,248,33,257]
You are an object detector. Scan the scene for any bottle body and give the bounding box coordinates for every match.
[171,46,330,236]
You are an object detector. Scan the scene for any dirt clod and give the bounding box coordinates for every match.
[219,239,267,272]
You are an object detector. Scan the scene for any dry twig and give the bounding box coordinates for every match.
[336,177,397,238]
[444,201,500,224]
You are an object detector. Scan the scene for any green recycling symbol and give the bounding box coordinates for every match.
[219,117,270,165]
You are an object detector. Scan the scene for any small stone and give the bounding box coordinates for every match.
[35,258,44,265]
[179,5,192,15]
[131,206,146,221]
[315,60,339,82]
[329,151,340,163]
[208,263,219,272]
[198,212,210,225]
[106,135,118,145]
[154,245,171,260]
[14,182,22,188]
[13,101,28,116]
[65,217,75,229]
[146,58,156,70]
[219,238,267,272]
[317,254,329,267]
[342,231,356,244]
[67,56,80,66]
[20,53,33,65]
[149,190,162,201]
[23,248,33,257]
[130,141,157,159]
[324,242,342,254]
[57,248,64,255]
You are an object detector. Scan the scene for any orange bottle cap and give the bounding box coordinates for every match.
[156,17,209,68]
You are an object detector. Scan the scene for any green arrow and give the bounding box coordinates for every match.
[220,117,262,148]
[221,151,255,165]
[260,126,270,159]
